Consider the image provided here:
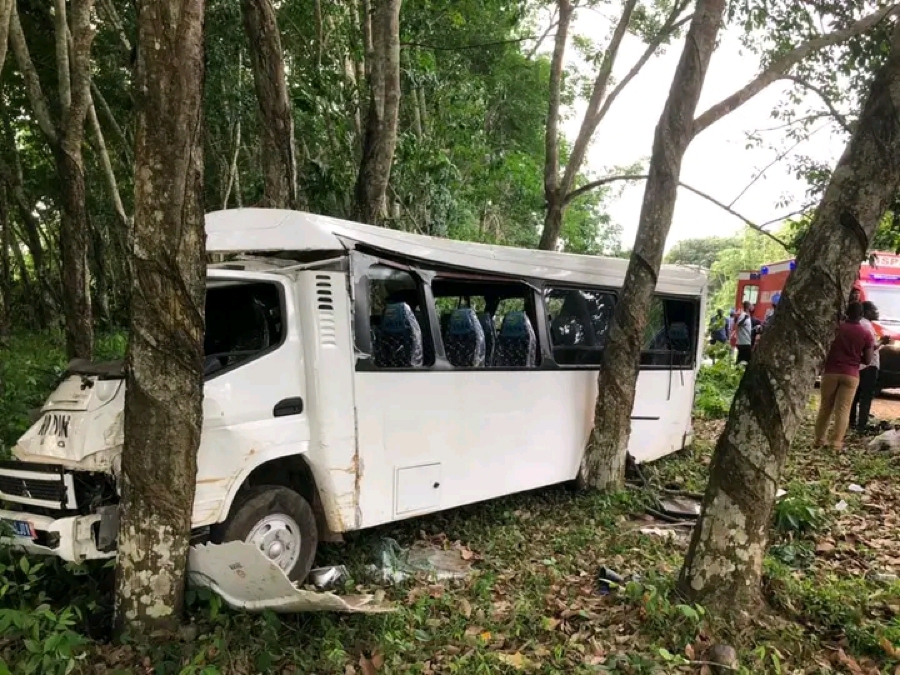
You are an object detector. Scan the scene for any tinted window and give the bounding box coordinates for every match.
[545,287,616,365]
[204,281,283,376]
[640,296,697,368]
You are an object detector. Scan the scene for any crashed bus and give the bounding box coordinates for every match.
[0,209,707,595]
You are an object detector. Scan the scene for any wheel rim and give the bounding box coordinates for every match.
[246,513,302,573]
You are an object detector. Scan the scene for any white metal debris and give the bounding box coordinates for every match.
[187,541,393,613]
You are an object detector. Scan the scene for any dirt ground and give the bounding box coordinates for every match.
[871,390,900,421]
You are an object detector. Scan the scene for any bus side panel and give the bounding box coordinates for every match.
[353,371,590,529]
[353,367,694,530]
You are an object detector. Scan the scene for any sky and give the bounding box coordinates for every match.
[556,7,850,252]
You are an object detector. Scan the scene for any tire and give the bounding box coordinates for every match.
[212,485,318,583]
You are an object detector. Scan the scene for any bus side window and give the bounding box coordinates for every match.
[367,265,435,368]
[544,287,615,366]
[639,296,697,368]
[430,279,540,369]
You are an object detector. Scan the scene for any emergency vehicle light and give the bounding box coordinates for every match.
[869,273,900,281]
[760,266,768,275]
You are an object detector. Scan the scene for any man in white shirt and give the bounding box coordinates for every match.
[850,301,889,433]
[733,301,753,364]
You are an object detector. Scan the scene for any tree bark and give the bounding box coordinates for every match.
[0,0,14,77]
[115,0,206,636]
[578,0,726,490]
[678,20,900,618]
[537,0,572,252]
[352,0,402,225]
[0,184,9,337]
[241,0,300,210]
[58,0,96,360]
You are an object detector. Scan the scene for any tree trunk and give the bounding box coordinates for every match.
[578,0,726,490]
[538,0,572,251]
[241,0,300,210]
[56,148,93,359]
[0,184,10,337]
[115,0,206,636]
[540,197,564,251]
[678,21,900,617]
[352,0,402,225]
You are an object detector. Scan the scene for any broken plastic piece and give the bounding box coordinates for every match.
[188,541,393,613]
[309,565,348,591]
[833,500,849,512]
[657,496,701,519]
[775,489,787,499]
[848,483,864,493]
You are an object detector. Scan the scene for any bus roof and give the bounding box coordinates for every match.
[206,208,707,296]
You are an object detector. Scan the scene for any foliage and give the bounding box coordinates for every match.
[694,356,743,419]
[665,236,740,270]
[773,494,825,535]
[708,227,791,311]
[0,333,126,455]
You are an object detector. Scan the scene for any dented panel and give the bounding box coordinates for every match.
[187,541,392,613]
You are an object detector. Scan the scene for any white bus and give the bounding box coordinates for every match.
[0,208,707,586]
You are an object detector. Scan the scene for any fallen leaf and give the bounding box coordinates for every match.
[460,547,475,561]
[684,643,695,660]
[497,652,531,670]
[459,598,472,618]
[816,541,836,553]
[881,636,900,659]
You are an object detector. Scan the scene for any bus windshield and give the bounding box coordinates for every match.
[862,284,900,325]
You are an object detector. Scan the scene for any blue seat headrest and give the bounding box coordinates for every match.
[381,303,413,333]
[448,308,479,336]
[499,311,531,337]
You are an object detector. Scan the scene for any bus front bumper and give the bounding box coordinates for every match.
[0,508,115,562]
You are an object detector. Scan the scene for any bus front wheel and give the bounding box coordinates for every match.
[212,485,318,583]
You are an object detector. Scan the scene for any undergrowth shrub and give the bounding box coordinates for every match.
[694,352,742,419]
[0,332,126,456]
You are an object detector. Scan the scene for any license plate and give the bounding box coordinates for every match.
[1,519,35,539]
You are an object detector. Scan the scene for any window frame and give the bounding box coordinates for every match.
[638,294,701,371]
[429,274,546,371]
[353,254,439,372]
[542,284,618,368]
[203,277,289,381]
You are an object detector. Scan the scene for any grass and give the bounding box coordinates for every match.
[2,333,900,673]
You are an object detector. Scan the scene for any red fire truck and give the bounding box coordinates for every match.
[735,252,900,389]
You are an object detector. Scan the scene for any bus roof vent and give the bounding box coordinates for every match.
[316,274,336,346]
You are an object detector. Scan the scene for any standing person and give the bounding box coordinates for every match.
[732,301,753,364]
[850,301,889,433]
[709,308,727,344]
[814,302,875,449]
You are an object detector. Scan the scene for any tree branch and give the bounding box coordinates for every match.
[87,94,129,229]
[728,131,818,208]
[98,0,131,55]
[543,0,573,198]
[559,0,638,195]
[90,81,132,164]
[54,0,72,116]
[781,74,853,135]
[594,8,694,125]
[564,173,790,247]
[9,6,58,146]
[693,3,900,136]
[0,0,14,77]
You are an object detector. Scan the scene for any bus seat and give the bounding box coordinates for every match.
[494,311,536,367]
[446,308,486,367]
[477,312,496,365]
[374,303,424,368]
[440,311,452,339]
[668,322,691,352]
